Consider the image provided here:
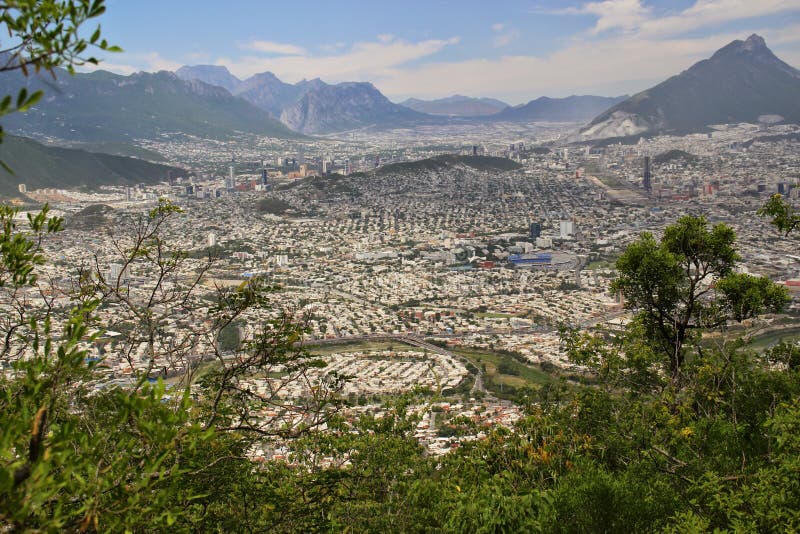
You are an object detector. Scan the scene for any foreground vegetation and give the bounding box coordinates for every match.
[1,199,799,532]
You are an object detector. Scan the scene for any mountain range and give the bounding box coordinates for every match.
[581,34,800,140]
[175,66,631,132]
[399,96,509,116]
[1,33,795,144]
[176,67,432,134]
[0,69,298,142]
[494,95,628,123]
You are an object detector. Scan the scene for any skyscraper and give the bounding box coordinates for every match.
[529,222,542,240]
[643,156,652,192]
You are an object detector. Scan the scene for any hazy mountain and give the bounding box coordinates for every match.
[400,95,508,116]
[493,95,627,122]
[0,135,186,197]
[280,82,430,134]
[232,72,305,118]
[175,65,241,93]
[581,34,800,140]
[172,68,450,132]
[0,69,300,141]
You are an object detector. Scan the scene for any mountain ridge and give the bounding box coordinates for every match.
[280,81,432,134]
[493,95,627,123]
[0,68,300,141]
[399,95,509,116]
[580,34,800,140]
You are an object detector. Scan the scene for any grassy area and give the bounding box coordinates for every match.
[451,347,558,389]
[585,259,615,270]
[748,328,800,351]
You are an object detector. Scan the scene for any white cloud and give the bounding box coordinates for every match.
[217,36,460,82]
[555,0,800,38]
[493,28,520,47]
[375,26,800,103]
[79,51,180,74]
[77,0,800,104]
[239,40,307,56]
[640,0,800,37]
[549,0,651,35]
[319,42,346,54]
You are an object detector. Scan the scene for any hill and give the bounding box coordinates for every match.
[0,69,300,141]
[581,34,800,140]
[399,95,508,116]
[281,155,521,206]
[653,149,700,165]
[493,95,626,123]
[0,136,186,197]
[371,154,522,175]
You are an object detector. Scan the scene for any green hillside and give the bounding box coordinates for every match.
[0,136,186,197]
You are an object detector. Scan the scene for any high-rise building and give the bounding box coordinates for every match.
[18,184,26,193]
[643,156,652,192]
[529,222,542,240]
[107,263,130,285]
[559,220,575,238]
[208,232,217,248]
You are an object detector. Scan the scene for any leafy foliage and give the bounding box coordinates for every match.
[0,0,119,148]
[611,215,787,380]
[758,193,800,236]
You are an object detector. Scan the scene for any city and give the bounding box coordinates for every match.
[1,1,800,531]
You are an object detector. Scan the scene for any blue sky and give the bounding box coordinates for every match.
[93,0,800,104]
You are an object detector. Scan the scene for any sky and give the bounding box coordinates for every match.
[88,0,800,105]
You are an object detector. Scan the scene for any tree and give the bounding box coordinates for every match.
[611,215,787,381]
[758,193,800,236]
[0,198,347,530]
[0,0,120,149]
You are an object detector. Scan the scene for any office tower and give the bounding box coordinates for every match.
[643,156,652,192]
[529,222,542,240]
[560,220,575,238]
